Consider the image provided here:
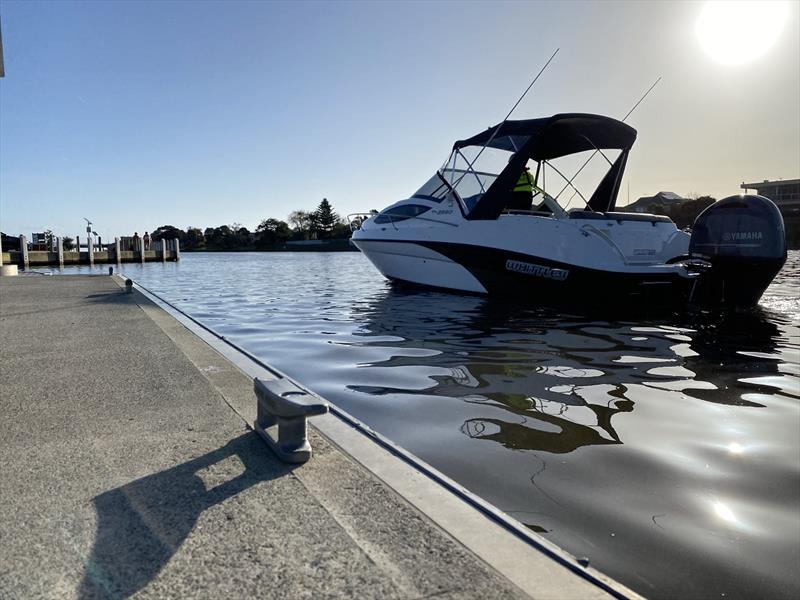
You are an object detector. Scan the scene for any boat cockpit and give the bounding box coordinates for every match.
[435,154,568,220]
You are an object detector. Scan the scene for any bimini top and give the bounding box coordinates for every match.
[453,113,637,160]
[452,113,637,219]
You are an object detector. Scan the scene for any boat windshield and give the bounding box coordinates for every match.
[411,172,455,202]
[424,144,625,218]
[437,147,508,212]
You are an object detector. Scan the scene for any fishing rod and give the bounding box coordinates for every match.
[449,48,560,187]
[555,76,662,205]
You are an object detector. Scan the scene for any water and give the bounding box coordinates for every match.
[48,252,799,598]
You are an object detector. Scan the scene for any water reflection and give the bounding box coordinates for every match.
[340,283,798,599]
[460,397,631,453]
[712,500,738,525]
[347,288,791,457]
[681,308,794,402]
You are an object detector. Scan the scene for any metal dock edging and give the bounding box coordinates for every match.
[120,274,643,600]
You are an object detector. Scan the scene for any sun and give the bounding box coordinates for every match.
[696,1,790,65]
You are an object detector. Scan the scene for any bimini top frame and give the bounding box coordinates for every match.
[450,113,637,220]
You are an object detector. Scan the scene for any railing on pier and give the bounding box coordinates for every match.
[0,236,181,269]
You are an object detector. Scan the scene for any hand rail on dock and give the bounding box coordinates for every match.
[0,237,181,268]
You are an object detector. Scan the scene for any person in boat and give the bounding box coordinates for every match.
[509,164,536,211]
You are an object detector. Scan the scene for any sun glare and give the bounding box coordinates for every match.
[696,1,789,65]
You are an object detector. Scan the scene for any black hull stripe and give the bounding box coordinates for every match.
[356,238,779,308]
[356,238,689,304]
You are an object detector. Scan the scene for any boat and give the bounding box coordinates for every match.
[350,113,787,309]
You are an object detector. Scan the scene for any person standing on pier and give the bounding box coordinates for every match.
[143,231,150,250]
[132,232,140,252]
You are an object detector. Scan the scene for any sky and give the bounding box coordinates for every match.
[0,0,798,240]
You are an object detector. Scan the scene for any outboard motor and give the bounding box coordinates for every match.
[688,194,786,307]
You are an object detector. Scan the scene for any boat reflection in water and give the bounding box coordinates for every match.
[461,305,788,453]
[460,396,633,454]
[345,287,797,600]
[348,288,787,446]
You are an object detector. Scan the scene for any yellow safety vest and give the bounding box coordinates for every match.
[514,170,535,193]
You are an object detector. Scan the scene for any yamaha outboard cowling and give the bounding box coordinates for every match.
[688,194,786,307]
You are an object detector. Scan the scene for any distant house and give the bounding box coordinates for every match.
[0,232,20,251]
[31,233,49,251]
[622,191,686,213]
[742,178,800,249]
[741,179,800,216]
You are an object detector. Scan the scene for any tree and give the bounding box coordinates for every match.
[202,225,251,250]
[256,218,291,247]
[332,220,352,239]
[62,236,75,251]
[151,225,186,242]
[205,225,235,249]
[184,227,205,250]
[233,226,252,248]
[667,196,716,229]
[311,198,339,239]
[288,210,313,239]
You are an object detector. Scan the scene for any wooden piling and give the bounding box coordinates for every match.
[20,235,29,269]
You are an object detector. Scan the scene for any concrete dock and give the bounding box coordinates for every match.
[0,275,631,599]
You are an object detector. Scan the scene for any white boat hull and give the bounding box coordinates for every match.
[353,240,487,293]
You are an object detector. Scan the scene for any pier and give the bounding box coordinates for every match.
[0,235,180,269]
[0,274,637,599]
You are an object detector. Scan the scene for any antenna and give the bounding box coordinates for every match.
[496,49,560,136]
[621,76,661,121]
[451,48,560,185]
[555,77,662,203]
